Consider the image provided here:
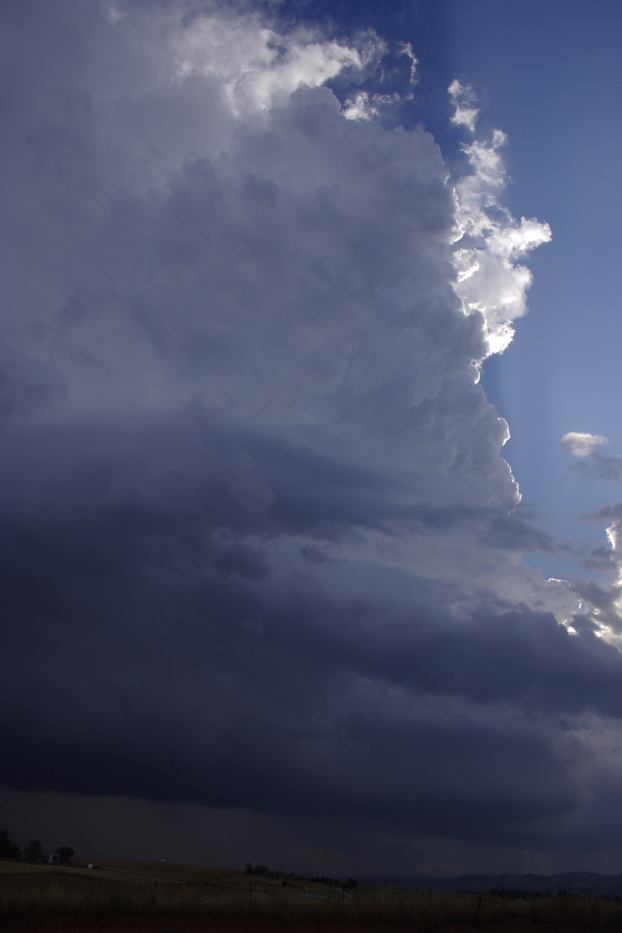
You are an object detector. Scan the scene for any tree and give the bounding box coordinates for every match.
[55,846,74,865]
[24,839,43,862]
[0,830,19,860]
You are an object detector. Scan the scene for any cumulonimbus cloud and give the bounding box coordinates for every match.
[0,0,620,870]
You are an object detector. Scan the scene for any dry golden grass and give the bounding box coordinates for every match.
[74,858,242,885]
[0,857,243,890]
[0,860,50,876]
[3,860,622,931]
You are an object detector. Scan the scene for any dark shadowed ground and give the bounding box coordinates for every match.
[3,859,622,932]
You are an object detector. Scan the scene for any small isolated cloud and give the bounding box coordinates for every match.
[448,78,479,133]
[562,431,609,458]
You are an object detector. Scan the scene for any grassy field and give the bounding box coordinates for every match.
[3,858,622,932]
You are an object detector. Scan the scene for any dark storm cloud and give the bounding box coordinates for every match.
[1,0,620,867]
[0,411,419,541]
[0,354,61,420]
[2,409,622,848]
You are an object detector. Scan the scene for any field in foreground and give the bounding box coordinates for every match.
[3,858,622,932]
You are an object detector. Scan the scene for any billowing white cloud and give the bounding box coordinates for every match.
[562,431,609,458]
[450,107,552,355]
[171,13,372,116]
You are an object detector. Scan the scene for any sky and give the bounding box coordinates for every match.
[3,0,622,876]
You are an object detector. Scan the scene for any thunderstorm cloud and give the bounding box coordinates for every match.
[1,0,621,872]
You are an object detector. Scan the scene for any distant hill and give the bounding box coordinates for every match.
[365,872,622,898]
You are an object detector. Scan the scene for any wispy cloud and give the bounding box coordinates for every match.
[399,41,418,84]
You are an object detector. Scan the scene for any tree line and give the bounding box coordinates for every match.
[0,830,74,865]
[244,862,358,888]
